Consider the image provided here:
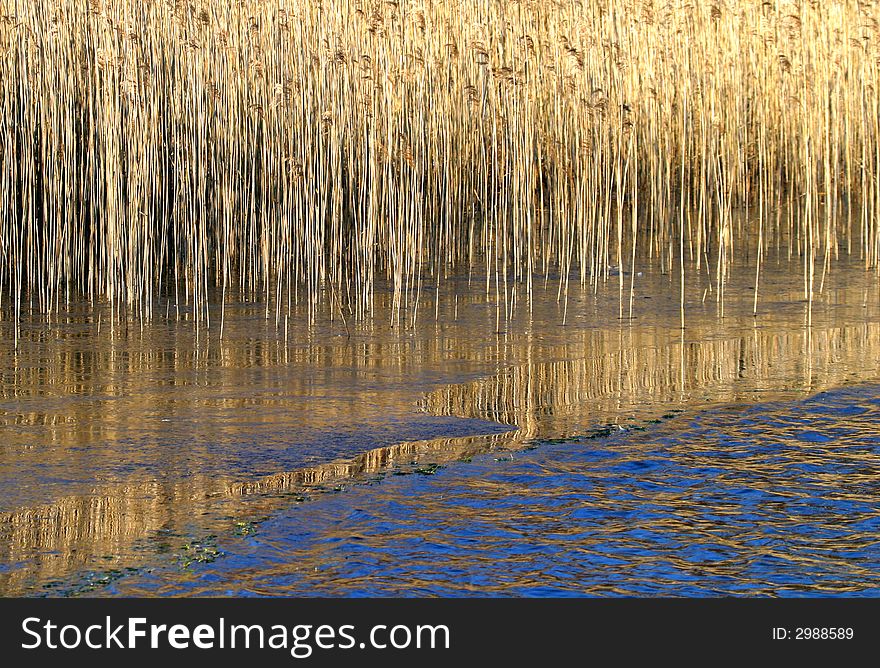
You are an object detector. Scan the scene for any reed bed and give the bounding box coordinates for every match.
[1,0,878,336]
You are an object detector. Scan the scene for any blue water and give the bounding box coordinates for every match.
[107,383,880,597]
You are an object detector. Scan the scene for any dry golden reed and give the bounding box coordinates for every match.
[1,0,878,335]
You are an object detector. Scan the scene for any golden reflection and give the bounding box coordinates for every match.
[1,259,879,594]
[422,321,880,437]
[0,432,512,595]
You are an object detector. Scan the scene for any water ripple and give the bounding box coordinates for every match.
[106,383,880,597]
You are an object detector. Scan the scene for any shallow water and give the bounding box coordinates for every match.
[2,253,880,596]
[110,383,880,596]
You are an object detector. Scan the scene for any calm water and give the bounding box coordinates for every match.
[2,254,880,596]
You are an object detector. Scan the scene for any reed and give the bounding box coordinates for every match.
[1,0,878,335]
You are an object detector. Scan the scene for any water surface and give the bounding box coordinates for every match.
[111,382,880,596]
[2,254,880,595]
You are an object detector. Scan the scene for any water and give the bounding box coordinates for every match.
[2,253,880,596]
[110,383,880,596]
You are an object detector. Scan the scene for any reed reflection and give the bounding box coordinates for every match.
[1,258,879,595]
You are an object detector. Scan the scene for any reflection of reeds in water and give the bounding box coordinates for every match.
[0,432,512,595]
[1,1,879,335]
[422,322,880,437]
[4,308,880,594]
